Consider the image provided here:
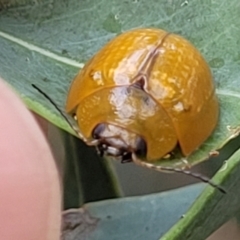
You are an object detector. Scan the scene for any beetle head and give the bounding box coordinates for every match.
[92,123,147,163]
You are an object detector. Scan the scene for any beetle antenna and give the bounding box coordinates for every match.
[31,84,80,136]
[132,153,226,194]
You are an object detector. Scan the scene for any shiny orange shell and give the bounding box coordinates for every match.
[66,28,219,162]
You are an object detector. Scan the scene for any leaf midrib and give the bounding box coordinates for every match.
[216,89,240,99]
[0,30,83,68]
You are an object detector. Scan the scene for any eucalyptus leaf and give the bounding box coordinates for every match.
[62,183,205,240]
[0,0,239,168]
[63,148,240,240]
[161,148,240,240]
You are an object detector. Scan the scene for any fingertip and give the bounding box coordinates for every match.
[0,79,61,240]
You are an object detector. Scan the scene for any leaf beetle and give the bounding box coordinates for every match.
[66,28,219,164]
[32,28,224,193]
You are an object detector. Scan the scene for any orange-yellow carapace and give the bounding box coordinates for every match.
[66,28,219,163]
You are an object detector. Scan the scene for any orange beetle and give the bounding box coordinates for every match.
[66,28,219,163]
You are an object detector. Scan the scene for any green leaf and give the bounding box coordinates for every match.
[63,148,240,240]
[0,0,239,168]
[62,183,205,240]
[161,148,240,240]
